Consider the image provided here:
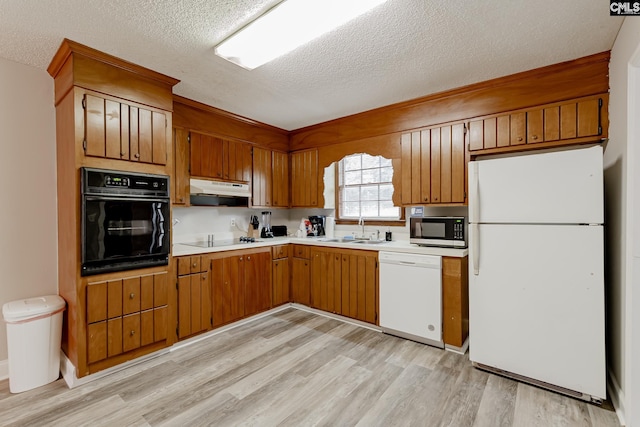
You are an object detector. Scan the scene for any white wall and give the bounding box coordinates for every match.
[607,16,640,426]
[0,57,57,364]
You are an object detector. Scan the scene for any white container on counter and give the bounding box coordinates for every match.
[325,216,335,238]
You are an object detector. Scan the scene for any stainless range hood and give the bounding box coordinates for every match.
[189,178,250,206]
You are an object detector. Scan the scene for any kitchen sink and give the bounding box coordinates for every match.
[350,239,387,244]
[316,237,387,244]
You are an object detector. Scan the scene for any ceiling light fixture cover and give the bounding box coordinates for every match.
[214,0,388,70]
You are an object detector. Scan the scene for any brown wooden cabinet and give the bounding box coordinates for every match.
[272,151,290,207]
[309,247,378,325]
[176,256,212,339]
[252,146,272,207]
[173,128,190,205]
[48,40,178,378]
[272,245,291,307]
[211,248,271,326]
[401,122,466,206]
[86,271,169,364]
[190,131,252,182]
[252,148,289,208]
[290,149,319,207]
[468,94,606,154]
[442,256,469,348]
[291,245,311,305]
[83,93,168,165]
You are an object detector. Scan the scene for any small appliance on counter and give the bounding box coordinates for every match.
[260,211,273,238]
[270,225,288,237]
[307,215,326,236]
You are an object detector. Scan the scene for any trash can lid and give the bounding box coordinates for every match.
[2,295,66,323]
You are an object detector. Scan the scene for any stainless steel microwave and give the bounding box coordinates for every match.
[409,216,467,248]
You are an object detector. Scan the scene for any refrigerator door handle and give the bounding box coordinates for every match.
[472,223,479,275]
[472,163,480,223]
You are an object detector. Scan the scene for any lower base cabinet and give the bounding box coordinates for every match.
[272,245,291,306]
[442,256,469,348]
[86,270,169,366]
[310,247,378,325]
[291,245,311,305]
[211,248,272,327]
[176,256,212,340]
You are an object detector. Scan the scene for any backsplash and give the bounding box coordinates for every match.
[172,205,468,244]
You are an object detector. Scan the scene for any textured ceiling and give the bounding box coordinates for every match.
[0,0,623,131]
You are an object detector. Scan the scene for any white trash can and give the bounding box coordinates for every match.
[3,295,65,393]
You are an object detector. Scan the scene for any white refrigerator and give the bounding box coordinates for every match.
[468,145,606,402]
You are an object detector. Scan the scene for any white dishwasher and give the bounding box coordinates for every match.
[379,251,443,348]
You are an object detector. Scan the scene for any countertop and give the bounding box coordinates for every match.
[172,236,468,258]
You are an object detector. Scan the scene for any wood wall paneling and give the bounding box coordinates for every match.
[289,52,609,150]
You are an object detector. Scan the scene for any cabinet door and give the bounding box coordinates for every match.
[177,275,192,339]
[252,147,272,207]
[244,252,272,316]
[272,258,290,306]
[442,256,469,348]
[83,93,167,165]
[87,322,107,364]
[340,252,377,324]
[224,140,252,182]
[87,281,107,323]
[292,258,310,305]
[510,112,526,146]
[310,250,328,311]
[450,123,466,204]
[577,98,602,137]
[190,132,223,179]
[527,109,544,144]
[213,255,245,325]
[290,149,318,207]
[173,128,190,205]
[272,150,290,207]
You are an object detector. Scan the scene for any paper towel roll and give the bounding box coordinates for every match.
[325,216,335,238]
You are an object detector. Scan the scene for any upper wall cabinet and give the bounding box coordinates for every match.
[252,147,289,208]
[401,122,467,206]
[468,94,607,155]
[83,93,168,165]
[190,131,252,182]
[290,149,319,208]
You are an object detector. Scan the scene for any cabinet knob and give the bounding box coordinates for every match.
[120,152,125,157]
[129,293,135,299]
[240,257,243,261]
[532,135,538,140]
[193,262,197,267]
[247,256,251,260]
[517,137,523,142]
[134,153,140,159]
[130,330,135,336]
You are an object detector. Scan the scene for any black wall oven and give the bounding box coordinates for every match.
[81,167,170,276]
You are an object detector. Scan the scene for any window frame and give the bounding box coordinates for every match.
[334,154,404,225]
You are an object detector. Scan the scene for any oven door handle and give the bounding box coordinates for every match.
[83,195,170,203]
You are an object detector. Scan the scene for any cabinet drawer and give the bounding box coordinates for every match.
[292,245,310,259]
[122,313,141,353]
[178,256,206,275]
[272,244,290,259]
[123,277,141,315]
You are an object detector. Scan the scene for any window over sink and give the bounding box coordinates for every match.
[337,153,401,221]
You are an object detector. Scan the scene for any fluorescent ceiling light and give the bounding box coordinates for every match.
[214,0,388,70]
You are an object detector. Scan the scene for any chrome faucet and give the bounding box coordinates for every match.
[358,217,365,238]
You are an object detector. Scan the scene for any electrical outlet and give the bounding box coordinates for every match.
[230,218,236,227]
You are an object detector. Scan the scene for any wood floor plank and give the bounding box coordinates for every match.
[472,373,518,427]
[0,309,620,427]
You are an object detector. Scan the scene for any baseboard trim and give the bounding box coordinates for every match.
[60,305,292,389]
[607,370,626,426]
[445,337,469,355]
[0,359,8,381]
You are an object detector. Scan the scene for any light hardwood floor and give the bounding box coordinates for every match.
[0,308,621,426]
